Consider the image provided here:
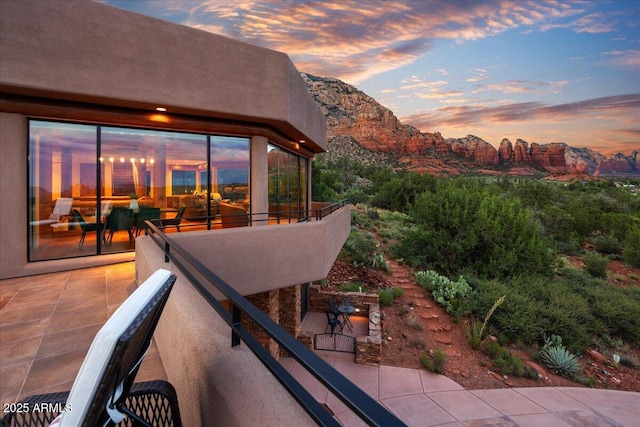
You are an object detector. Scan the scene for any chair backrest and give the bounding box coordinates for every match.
[57,269,176,427]
[51,198,74,220]
[175,205,186,219]
[71,209,88,230]
[100,200,112,217]
[136,207,161,228]
[329,296,340,315]
[108,207,134,231]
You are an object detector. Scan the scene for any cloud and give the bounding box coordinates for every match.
[472,80,569,94]
[602,49,640,68]
[401,94,640,129]
[126,0,604,84]
[466,68,490,83]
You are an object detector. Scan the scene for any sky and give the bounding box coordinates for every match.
[100,0,640,156]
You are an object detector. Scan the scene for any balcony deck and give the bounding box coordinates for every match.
[2,263,639,426]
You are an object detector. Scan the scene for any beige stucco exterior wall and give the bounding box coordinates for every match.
[0,112,135,278]
[0,0,325,150]
[0,0,331,279]
[142,205,351,298]
[134,206,351,425]
[135,240,317,427]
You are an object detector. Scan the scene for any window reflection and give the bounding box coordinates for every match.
[268,144,307,221]
[27,121,307,261]
[28,121,251,261]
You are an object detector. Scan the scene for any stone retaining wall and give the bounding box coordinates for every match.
[304,285,383,365]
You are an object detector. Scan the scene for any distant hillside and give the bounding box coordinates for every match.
[302,73,640,177]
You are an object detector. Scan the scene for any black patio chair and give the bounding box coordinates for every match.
[105,207,135,245]
[71,209,98,248]
[0,269,182,427]
[325,311,343,335]
[328,296,341,319]
[135,207,161,237]
[159,205,186,232]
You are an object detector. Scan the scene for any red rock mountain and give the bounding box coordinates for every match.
[302,73,639,177]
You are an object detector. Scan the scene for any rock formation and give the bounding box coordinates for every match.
[302,72,639,177]
[498,139,514,162]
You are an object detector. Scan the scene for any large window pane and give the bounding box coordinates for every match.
[267,144,307,221]
[100,127,207,252]
[29,121,98,260]
[211,136,250,223]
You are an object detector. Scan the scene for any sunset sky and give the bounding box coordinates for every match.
[101,0,640,156]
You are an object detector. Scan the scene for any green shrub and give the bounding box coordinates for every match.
[415,270,472,315]
[340,229,377,266]
[420,349,446,374]
[399,178,555,279]
[481,341,525,376]
[593,234,622,255]
[365,207,380,220]
[378,288,394,307]
[344,187,369,205]
[623,226,640,268]
[377,286,404,307]
[338,282,362,292]
[583,253,608,278]
[392,287,405,299]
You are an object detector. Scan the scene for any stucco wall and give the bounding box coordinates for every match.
[0,0,325,149]
[135,239,317,427]
[145,205,351,298]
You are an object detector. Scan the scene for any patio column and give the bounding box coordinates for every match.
[244,289,280,359]
[279,284,301,340]
[250,135,268,225]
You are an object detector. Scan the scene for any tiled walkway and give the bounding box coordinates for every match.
[2,264,639,426]
[0,262,166,407]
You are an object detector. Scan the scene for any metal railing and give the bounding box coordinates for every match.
[144,205,407,426]
[152,199,349,231]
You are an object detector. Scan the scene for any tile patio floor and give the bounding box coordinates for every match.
[2,263,639,426]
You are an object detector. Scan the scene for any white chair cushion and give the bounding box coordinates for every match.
[56,269,172,426]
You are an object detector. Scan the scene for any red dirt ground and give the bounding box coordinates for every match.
[324,258,640,392]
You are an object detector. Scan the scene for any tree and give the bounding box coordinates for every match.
[395,178,555,279]
[623,225,640,268]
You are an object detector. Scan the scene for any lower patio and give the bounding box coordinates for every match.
[2,263,639,426]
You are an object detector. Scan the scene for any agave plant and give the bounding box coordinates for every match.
[539,346,580,376]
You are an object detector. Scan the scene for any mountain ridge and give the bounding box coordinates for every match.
[302,73,640,177]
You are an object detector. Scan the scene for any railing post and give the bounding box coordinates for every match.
[231,303,241,347]
[164,242,170,263]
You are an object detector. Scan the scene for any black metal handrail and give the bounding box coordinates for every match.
[144,209,406,426]
[154,199,349,231]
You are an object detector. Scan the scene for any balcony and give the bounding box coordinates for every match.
[2,204,639,426]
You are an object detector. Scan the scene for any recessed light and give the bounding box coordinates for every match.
[155,107,167,112]
[299,139,306,144]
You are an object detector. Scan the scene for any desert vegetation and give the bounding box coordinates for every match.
[314,156,640,385]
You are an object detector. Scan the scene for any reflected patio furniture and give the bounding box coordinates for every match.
[160,205,186,232]
[105,207,135,245]
[135,207,161,237]
[30,197,74,231]
[220,202,249,228]
[325,311,343,335]
[0,269,182,427]
[71,209,98,248]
